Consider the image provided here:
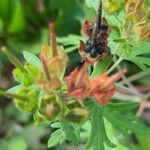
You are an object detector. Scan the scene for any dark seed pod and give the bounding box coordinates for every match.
[89,49,97,58]
[99,24,108,31]
[84,40,93,53]
[96,46,104,54]
[96,40,102,47]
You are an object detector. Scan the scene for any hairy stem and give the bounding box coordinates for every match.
[2,47,25,72]
[108,56,123,74]
[0,90,27,100]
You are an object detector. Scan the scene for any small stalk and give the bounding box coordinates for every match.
[119,71,150,84]
[101,68,127,91]
[48,21,58,57]
[108,56,123,74]
[41,58,51,82]
[2,47,25,72]
[0,89,27,100]
[113,92,140,102]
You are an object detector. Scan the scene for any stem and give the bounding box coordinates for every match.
[48,21,58,57]
[41,59,51,82]
[0,89,27,100]
[116,83,143,97]
[119,71,150,84]
[114,54,141,96]
[108,56,123,74]
[113,92,141,102]
[2,47,25,72]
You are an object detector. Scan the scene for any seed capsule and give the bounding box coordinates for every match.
[99,24,108,31]
[97,46,104,54]
[89,49,98,58]
[84,40,93,53]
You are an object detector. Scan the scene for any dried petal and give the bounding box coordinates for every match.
[89,69,127,105]
[37,44,68,93]
[66,65,90,100]
[81,20,93,37]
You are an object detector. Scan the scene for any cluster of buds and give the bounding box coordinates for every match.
[0,21,89,125]
[66,64,127,105]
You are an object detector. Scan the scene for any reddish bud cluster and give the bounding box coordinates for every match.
[66,65,127,105]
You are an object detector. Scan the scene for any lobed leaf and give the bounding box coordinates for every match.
[60,120,79,146]
[86,101,116,150]
[48,129,65,148]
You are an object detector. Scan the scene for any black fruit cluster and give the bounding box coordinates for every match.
[84,24,109,58]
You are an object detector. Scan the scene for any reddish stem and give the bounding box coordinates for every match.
[48,21,58,57]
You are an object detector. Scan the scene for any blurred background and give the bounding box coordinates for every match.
[0,0,150,150]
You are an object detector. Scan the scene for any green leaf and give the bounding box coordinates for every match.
[86,101,115,150]
[117,42,150,71]
[23,51,41,68]
[91,55,113,77]
[60,120,79,145]
[57,34,85,53]
[104,110,150,137]
[136,135,150,150]
[104,111,129,137]
[51,122,61,128]
[48,129,65,148]
[8,2,26,34]
[106,102,139,112]
[6,85,22,93]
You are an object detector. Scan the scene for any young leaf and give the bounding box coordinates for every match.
[57,34,85,53]
[23,51,41,68]
[48,129,66,148]
[60,120,79,146]
[51,122,61,128]
[6,85,21,93]
[116,42,150,71]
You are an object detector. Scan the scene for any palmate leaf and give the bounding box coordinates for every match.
[48,121,80,148]
[117,41,150,71]
[86,101,116,150]
[104,110,150,137]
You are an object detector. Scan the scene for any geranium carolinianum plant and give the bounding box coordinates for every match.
[1,0,150,149]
